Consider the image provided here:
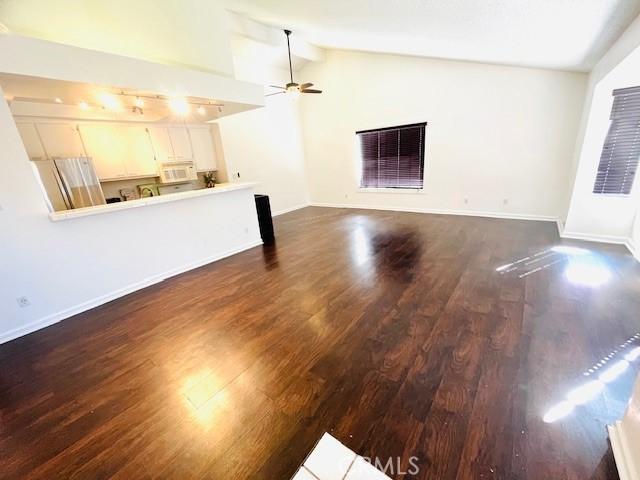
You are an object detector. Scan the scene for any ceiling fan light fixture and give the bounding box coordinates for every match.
[286,83,301,97]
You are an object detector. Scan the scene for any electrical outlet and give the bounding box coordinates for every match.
[503,198,509,205]
[463,198,469,204]
[16,296,30,308]
[244,227,249,234]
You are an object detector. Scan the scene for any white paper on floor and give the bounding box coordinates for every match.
[292,432,392,480]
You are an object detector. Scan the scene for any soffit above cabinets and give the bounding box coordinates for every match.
[1,73,253,122]
[0,34,265,117]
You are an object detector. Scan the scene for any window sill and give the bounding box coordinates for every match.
[592,193,633,198]
[357,187,426,194]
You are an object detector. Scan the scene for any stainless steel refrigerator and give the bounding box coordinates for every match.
[33,157,106,211]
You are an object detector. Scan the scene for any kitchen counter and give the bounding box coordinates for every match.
[49,182,258,222]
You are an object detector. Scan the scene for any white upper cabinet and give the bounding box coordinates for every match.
[23,121,217,181]
[79,124,127,180]
[36,123,86,159]
[79,124,157,180]
[16,123,46,160]
[167,127,193,161]
[121,126,157,177]
[188,127,217,171]
[147,127,174,164]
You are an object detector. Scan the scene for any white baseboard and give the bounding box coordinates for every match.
[310,202,558,222]
[310,203,640,261]
[272,202,310,217]
[626,238,640,261]
[560,230,629,244]
[608,422,639,480]
[0,239,263,345]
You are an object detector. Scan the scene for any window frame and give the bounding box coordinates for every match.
[356,122,427,191]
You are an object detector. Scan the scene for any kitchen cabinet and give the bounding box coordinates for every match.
[167,127,193,161]
[188,127,217,171]
[16,123,46,160]
[147,127,174,164]
[79,124,127,180]
[80,124,157,180]
[36,123,86,159]
[121,126,157,177]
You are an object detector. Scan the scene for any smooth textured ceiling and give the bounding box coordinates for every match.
[227,0,640,71]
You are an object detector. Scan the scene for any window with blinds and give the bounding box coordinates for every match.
[593,86,640,195]
[357,122,426,189]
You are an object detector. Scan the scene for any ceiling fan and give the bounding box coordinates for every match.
[268,29,322,97]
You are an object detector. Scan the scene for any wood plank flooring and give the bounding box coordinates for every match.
[2,207,640,479]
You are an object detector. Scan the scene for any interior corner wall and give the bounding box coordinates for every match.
[214,60,310,216]
[298,50,587,220]
[563,14,640,242]
[0,0,235,76]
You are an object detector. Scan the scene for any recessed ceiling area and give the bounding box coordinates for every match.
[227,0,640,71]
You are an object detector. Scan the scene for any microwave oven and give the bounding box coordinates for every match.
[159,161,197,184]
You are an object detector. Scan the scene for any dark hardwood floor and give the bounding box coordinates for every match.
[2,207,640,479]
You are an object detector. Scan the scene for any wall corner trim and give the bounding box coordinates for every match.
[608,422,638,480]
[0,238,263,345]
[625,238,640,262]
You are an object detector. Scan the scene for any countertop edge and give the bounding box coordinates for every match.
[49,182,259,222]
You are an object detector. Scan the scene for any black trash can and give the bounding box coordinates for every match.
[254,194,274,242]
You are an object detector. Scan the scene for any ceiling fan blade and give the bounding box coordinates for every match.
[301,89,322,94]
[265,91,286,97]
[269,85,285,90]
[299,83,314,89]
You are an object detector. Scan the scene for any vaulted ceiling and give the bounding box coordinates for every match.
[228,0,640,71]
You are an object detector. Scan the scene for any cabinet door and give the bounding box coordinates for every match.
[36,123,86,158]
[188,127,217,171]
[168,126,193,161]
[16,123,46,160]
[78,124,127,180]
[121,126,158,177]
[147,127,174,164]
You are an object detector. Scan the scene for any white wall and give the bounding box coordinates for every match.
[0,0,235,76]
[299,50,587,219]
[215,95,309,215]
[213,58,310,215]
[563,14,640,242]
